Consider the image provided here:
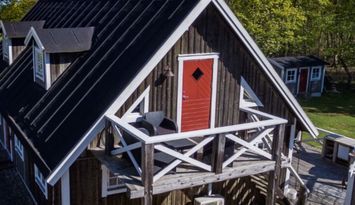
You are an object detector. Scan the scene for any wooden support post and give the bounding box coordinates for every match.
[266,124,285,205]
[332,142,338,163]
[141,143,154,205]
[211,134,226,174]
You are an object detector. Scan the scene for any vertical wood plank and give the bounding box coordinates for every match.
[141,143,154,205]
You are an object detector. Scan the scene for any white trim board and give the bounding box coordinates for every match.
[177,53,219,132]
[45,0,318,186]
[25,27,45,50]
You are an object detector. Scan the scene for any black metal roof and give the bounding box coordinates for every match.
[1,21,45,38]
[0,0,199,175]
[27,27,95,53]
[269,55,329,69]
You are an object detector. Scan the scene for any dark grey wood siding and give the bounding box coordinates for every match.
[11,38,26,62]
[117,5,296,126]
[50,53,78,84]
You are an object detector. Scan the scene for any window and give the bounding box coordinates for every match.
[311,67,321,81]
[285,69,297,83]
[2,37,9,60]
[101,165,126,197]
[14,135,24,161]
[34,47,45,81]
[34,164,47,198]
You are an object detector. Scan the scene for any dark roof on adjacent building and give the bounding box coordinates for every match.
[1,21,45,38]
[25,27,95,53]
[269,55,329,69]
[0,0,199,176]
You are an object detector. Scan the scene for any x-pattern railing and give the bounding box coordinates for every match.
[106,107,288,183]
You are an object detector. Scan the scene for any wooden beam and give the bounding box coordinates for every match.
[266,124,285,205]
[211,134,225,174]
[141,143,154,205]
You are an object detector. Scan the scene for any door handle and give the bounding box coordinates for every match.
[183,95,189,100]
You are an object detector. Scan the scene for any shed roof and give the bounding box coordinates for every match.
[0,21,45,38]
[269,55,329,69]
[25,27,95,53]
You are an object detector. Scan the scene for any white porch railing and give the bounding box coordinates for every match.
[105,107,288,183]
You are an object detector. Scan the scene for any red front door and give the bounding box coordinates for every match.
[299,69,308,93]
[181,59,213,132]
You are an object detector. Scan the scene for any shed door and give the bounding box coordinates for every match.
[299,69,308,93]
[181,59,213,132]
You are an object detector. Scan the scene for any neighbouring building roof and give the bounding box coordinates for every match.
[0,21,45,38]
[0,0,319,185]
[269,55,329,69]
[25,27,95,53]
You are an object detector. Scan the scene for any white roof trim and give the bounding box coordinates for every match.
[46,0,318,185]
[0,21,7,37]
[24,27,45,50]
[211,0,318,137]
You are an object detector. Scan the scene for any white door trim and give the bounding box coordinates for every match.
[177,53,219,132]
[297,67,309,94]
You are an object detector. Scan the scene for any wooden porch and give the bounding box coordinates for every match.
[91,107,300,204]
[92,148,291,199]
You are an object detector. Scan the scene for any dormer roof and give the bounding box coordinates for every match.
[25,27,95,53]
[0,20,45,38]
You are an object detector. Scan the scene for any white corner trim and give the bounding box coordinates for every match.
[44,53,51,90]
[61,170,70,205]
[212,0,318,137]
[25,27,45,50]
[8,39,13,65]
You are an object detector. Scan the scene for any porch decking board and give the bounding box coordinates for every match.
[91,148,290,199]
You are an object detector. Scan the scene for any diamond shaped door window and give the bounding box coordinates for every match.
[192,68,204,80]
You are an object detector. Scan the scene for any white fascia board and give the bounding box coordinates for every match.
[0,21,7,37]
[45,0,212,186]
[212,0,318,137]
[25,27,45,50]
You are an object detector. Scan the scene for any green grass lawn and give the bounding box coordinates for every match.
[299,86,355,148]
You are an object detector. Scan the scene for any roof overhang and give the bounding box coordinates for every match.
[1,20,45,39]
[45,0,318,186]
[25,27,45,50]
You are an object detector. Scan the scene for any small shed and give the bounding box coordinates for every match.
[269,56,328,96]
[322,134,355,166]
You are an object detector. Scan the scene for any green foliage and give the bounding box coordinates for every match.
[229,0,355,66]
[230,0,306,56]
[0,0,36,22]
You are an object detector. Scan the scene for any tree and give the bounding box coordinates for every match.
[0,0,36,22]
[229,0,307,56]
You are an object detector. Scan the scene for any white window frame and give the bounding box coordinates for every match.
[101,165,126,197]
[311,66,321,81]
[34,46,45,81]
[34,164,48,199]
[239,76,263,108]
[14,135,24,161]
[2,37,12,63]
[177,53,219,132]
[122,86,150,123]
[285,68,297,83]
[33,44,51,90]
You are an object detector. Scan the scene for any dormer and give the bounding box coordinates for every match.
[24,27,94,90]
[0,21,45,65]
